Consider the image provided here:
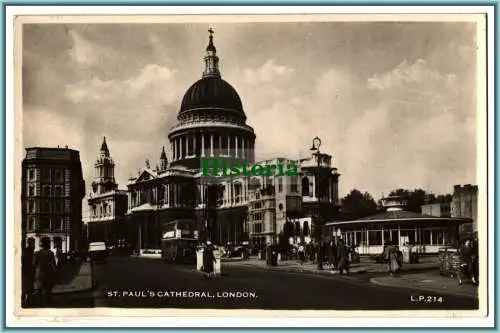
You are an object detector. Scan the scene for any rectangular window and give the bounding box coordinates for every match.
[278,178,283,193]
[368,230,382,245]
[27,200,36,213]
[55,186,62,197]
[28,169,35,181]
[54,217,64,231]
[423,230,431,245]
[40,217,50,231]
[28,185,35,197]
[42,168,51,181]
[28,217,36,231]
[43,186,51,197]
[436,230,444,245]
[44,200,50,213]
[56,201,64,213]
[55,169,63,181]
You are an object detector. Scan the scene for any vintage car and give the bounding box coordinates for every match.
[88,242,108,263]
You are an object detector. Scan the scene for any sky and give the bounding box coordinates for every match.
[22,20,478,210]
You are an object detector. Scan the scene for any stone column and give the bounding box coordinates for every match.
[235,136,239,158]
[179,138,183,159]
[311,176,316,199]
[227,135,231,156]
[241,138,247,159]
[174,138,179,161]
[201,134,205,157]
[186,136,189,157]
[210,133,214,157]
[163,184,169,207]
[193,134,196,157]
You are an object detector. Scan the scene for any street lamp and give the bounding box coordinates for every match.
[310,136,323,270]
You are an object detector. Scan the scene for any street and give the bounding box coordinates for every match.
[48,256,479,310]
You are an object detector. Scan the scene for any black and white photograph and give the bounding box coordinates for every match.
[11,9,490,323]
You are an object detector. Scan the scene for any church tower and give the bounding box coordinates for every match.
[92,136,117,194]
[158,146,168,172]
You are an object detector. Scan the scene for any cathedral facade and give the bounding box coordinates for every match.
[120,30,341,250]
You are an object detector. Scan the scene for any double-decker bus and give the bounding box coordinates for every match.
[161,219,198,264]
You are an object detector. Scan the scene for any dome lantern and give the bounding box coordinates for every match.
[203,27,220,78]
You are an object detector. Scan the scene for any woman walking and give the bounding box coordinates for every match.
[328,241,337,273]
[458,239,477,285]
[384,241,400,276]
[202,241,217,279]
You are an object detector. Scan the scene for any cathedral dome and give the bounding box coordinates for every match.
[179,76,244,114]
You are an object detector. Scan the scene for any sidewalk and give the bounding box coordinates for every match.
[53,261,93,294]
[223,256,438,275]
[370,272,478,298]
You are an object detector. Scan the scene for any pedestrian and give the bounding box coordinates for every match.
[328,241,338,273]
[458,239,477,285]
[298,243,305,265]
[22,238,35,307]
[336,240,350,275]
[383,241,400,276]
[202,241,216,279]
[33,238,57,305]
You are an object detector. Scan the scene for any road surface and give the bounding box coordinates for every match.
[45,256,478,310]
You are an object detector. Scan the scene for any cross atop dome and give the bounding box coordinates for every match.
[203,27,220,78]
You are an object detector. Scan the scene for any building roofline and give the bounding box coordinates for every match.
[325,216,473,227]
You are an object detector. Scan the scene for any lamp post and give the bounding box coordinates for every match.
[310,136,323,270]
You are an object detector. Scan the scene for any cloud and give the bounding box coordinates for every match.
[66,64,177,105]
[338,58,476,195]
[367,58,457,92]
[23,23,477,202]
[68,30,102,66]
[243,59,294,85]
[23,107,86,150]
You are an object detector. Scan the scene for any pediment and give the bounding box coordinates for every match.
[136,169,157,182]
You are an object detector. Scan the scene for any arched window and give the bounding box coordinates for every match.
[53,237,63,249]
[294,221,301,236]
[234,183,242,203]
[302,177,310,197]
[27,237,35,248]
[303,221,310,236]
[40,236,51,249]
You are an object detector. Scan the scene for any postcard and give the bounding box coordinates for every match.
[8,7,492,327]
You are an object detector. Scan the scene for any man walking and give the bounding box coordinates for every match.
[22,238,35,306]
[336,239,350,275]
[33,238,57,305]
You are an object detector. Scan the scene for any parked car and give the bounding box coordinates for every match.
[88,242,108,263]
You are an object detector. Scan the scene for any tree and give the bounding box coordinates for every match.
[388,188,435,213]
[341,189,378,219]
